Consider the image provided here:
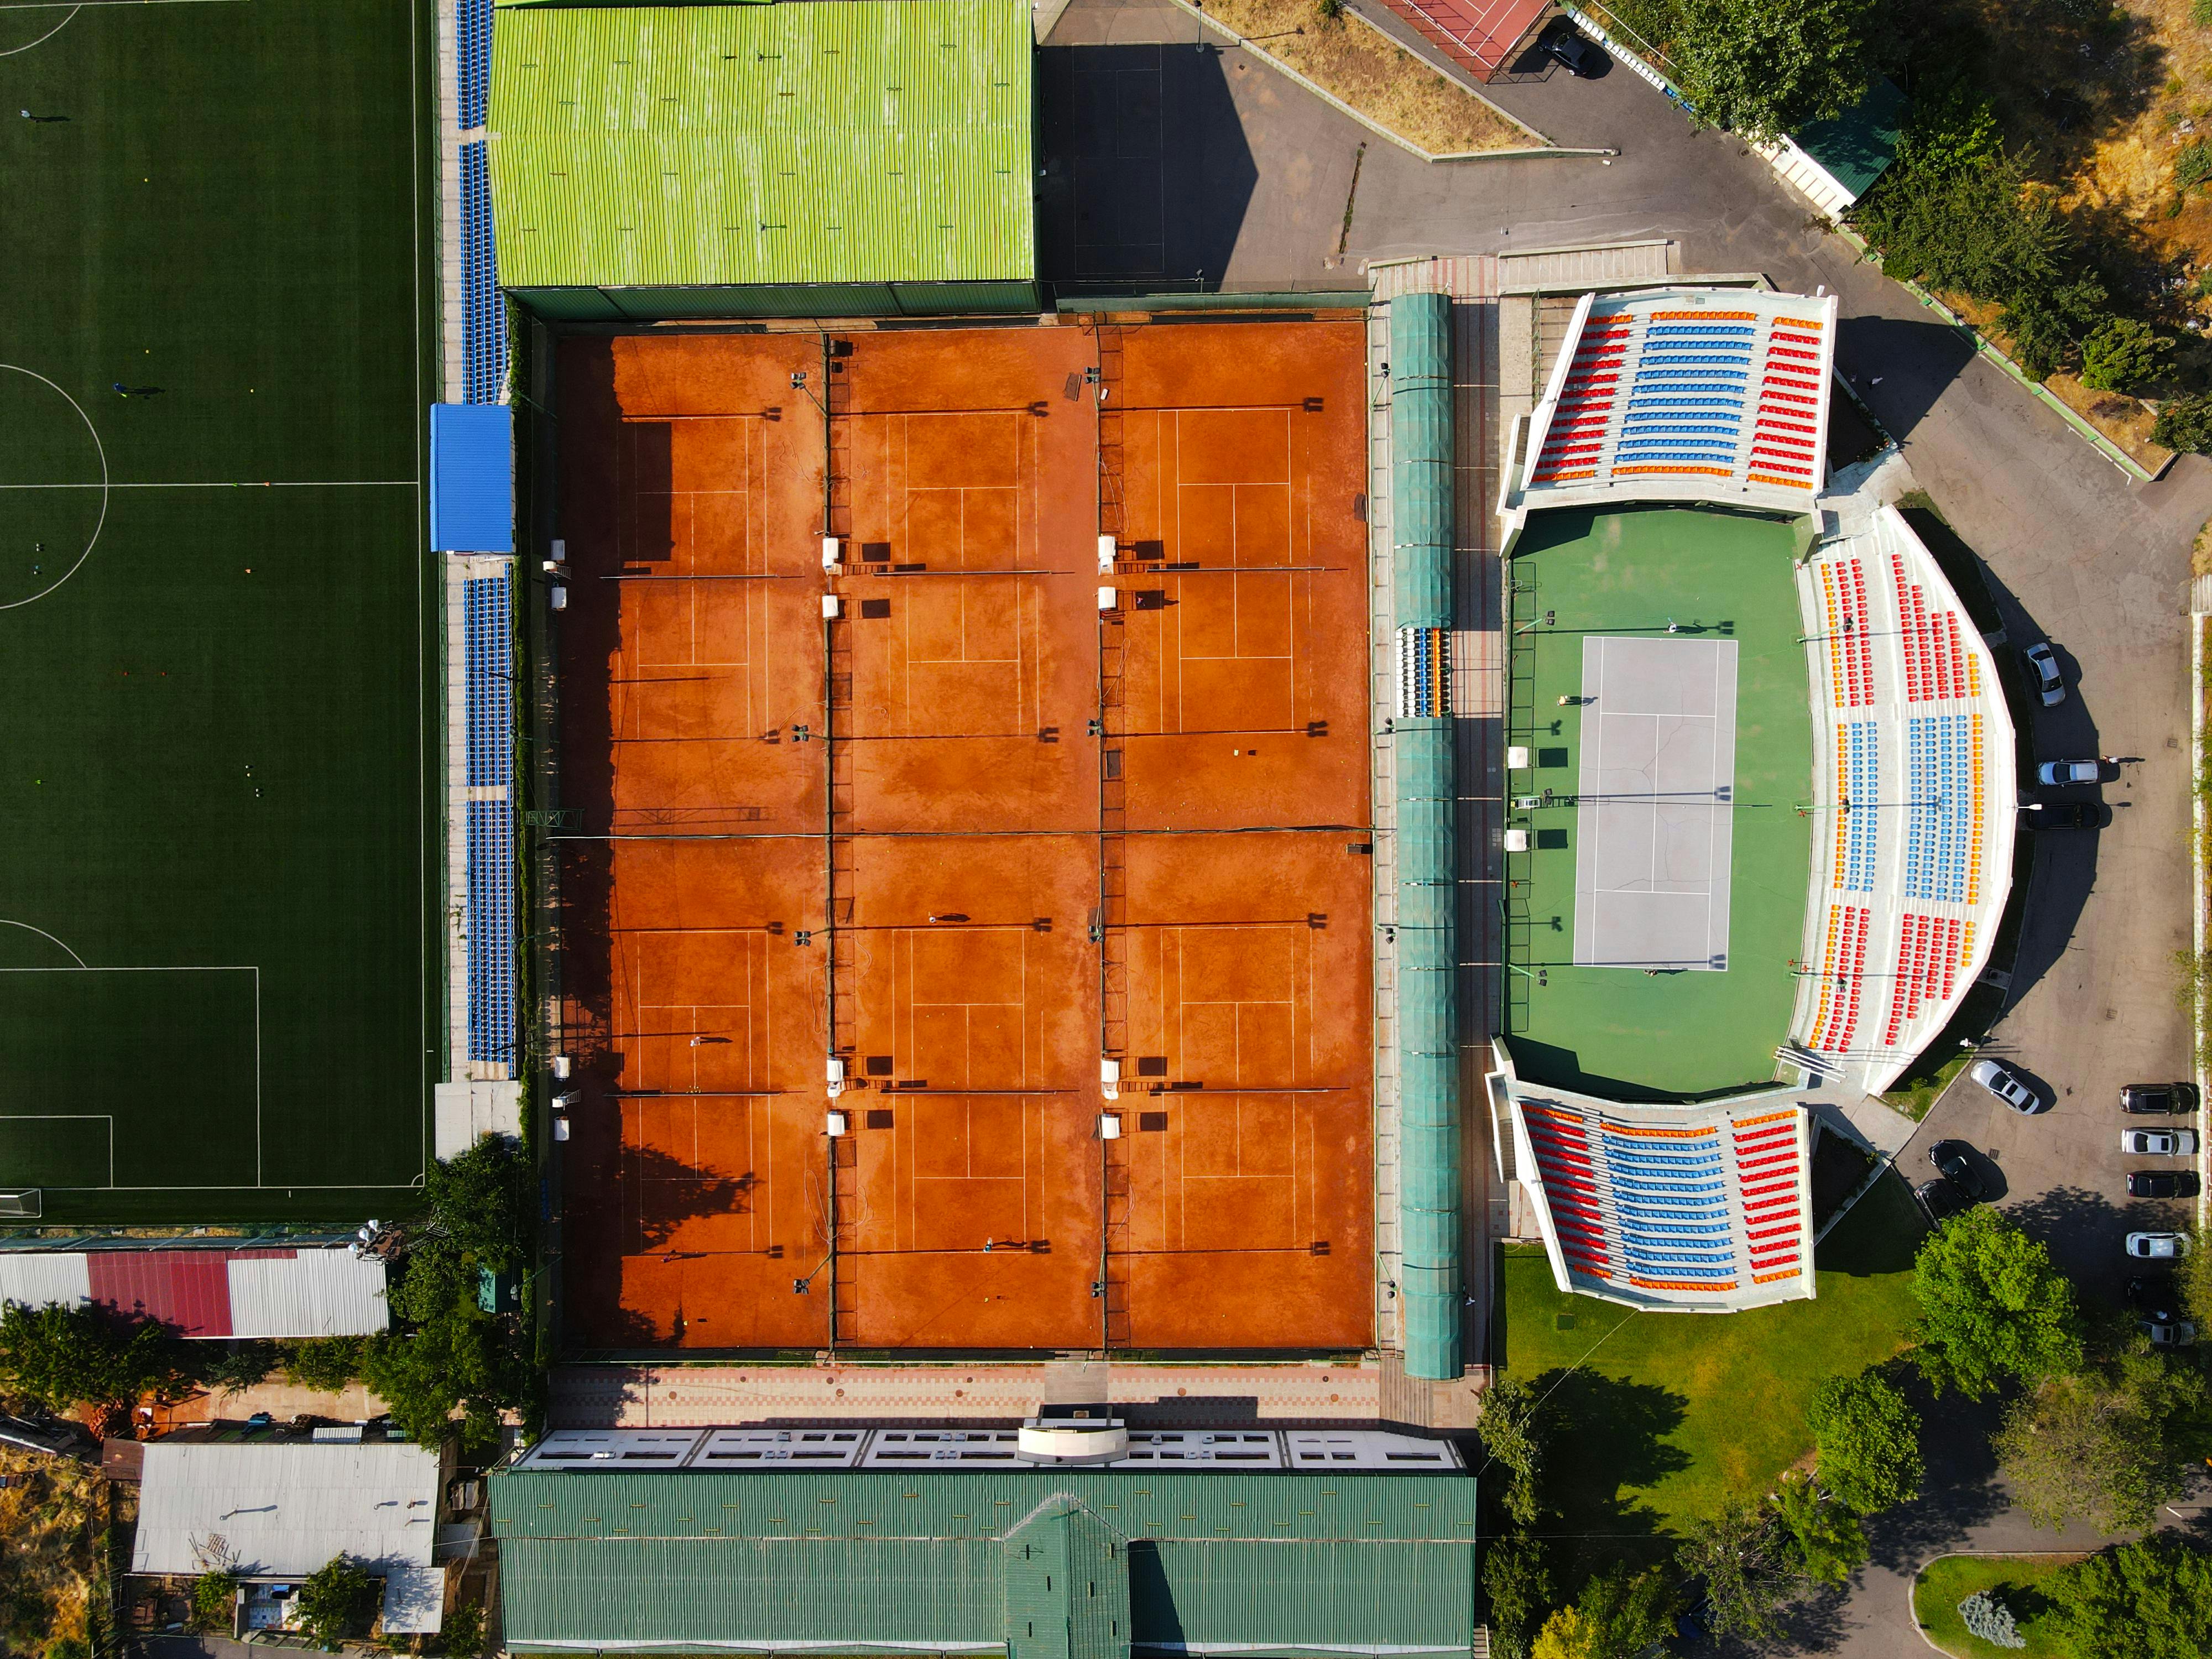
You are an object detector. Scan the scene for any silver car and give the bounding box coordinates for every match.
[2037,758,2100,786]
[2125,1232,2192,1259]
[2021,641,2064,706]
[1969,1058,2041,1114]
[2120,1128,2199,1156]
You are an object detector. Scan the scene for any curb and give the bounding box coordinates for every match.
[2194,591,2208,1237]
[1165,0,1606,164]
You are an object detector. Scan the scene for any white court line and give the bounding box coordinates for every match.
[0,3,72,53]
[0,964,262,1185]
[0,1114,113,1186]
[0,1,241,9]
[0,919,84,967]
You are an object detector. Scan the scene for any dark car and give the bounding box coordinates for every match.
[2126,1275,2180,1322]
[1914,1176,1974,1223]
[2025,801,2103,830]
[1928,1140,1988,1201]
[2126,1170,2202,1200]
[2121,1082,2202,1114]
[1538,20,1604,76]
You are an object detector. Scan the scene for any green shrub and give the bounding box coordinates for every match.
[281,1336,366,1394]
[2154,391,2212,452]
[2179,140,2212,191]
[295,1554,377,1647]
[190,1571,239,1634]
[2079,318,2173,393]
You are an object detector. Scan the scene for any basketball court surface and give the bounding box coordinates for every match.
[1572,635,1738,972]
[556,317,1373,1355]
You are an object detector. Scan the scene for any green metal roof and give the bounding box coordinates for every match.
[1792,77,1907,202]
[487,0,1035,291]
[490,1469,1479,1655]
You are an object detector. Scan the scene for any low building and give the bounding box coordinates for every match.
[491,1425,1479,1656]
[130,1433,444,1636]
[0,1245,386,1338]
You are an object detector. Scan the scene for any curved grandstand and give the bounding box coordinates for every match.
[1491,286,2016,1312]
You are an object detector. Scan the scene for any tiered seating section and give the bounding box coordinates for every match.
[1806,903,1870,1054]
[1903,713,1977,905]
[461,141,506,405]
[459,0,494,132]
[1735,1110,1806,1285]
[1519,1099,1811,1306]
[1395,625,1451,718]
[1793,511,2011,1092]
[1527,292,1833,502]
[465,572,516,1067]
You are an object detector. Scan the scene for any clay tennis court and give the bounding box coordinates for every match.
[556,318,1371,1354]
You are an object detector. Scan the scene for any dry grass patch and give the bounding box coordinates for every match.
[0,1446,108,1654]
[1191,0,1540,155]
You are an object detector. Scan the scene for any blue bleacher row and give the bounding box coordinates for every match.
[1600,1136,1735,1267]
[1842,722,1877,891]
[467,799,517,1067]
[1904,713,1973,904]
[465,575,513,789]
[458,0,494,133]
[461,141,507,406]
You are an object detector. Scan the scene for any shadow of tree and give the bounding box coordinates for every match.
[2004,1181,2134,1302]
[1531,1368,1691,1586]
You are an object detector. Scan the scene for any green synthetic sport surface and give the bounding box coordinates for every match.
[1504,505,1813,1099]
[0,2,437,1221]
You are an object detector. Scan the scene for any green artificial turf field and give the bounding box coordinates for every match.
[1503,504,1813,1099]
[1496,1171,1926,1573]
[0,2,436,1222]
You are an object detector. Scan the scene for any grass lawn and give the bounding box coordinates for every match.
[1913,1554,2085,1658]
[1503,504,1812,1100]
[1496,1171,1925,1575]
[0,1,438,1221]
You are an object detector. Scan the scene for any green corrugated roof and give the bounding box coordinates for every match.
[487,0,1035,290]
[491,1470,1479,1655]
[1792,77,1907,202]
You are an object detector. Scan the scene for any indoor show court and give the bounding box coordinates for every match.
[555,319,1373,1354]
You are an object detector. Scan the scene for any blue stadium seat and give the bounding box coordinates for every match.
[460,142,507,406]
[458,0,494,133]
[463,568,516,1067]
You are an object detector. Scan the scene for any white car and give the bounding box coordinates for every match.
[2022,642,2065,706]
[2037,758,2101,786]
[2145,1320,2199,1348]
[2125,1231,2192,1259]
[2121,1128,2199,1156]
[1969,1058,2041,1115]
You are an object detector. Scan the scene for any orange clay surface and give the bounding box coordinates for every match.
[557,320,1372,1354]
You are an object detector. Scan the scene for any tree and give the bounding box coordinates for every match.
[1478,1375,1547,1527]
[1992,1371,2177,1533]
[1531,1567,1678,1659]
[0,1300,189,1413]
[192,1340,277,1398]
[1958,1590,2026,1650]
[419,1132,529,1274]
[1676,1499,1804,1643]
[1670,0,1877,144]
[2044,1534,2212,1659]
[1805,1370,1923,1513]
[1852,147,2073,311]
[1996,275,2109,382]
[2079,319,2173,394]
[294,1554,378,1647]
[2178,1226,2212,1324]
[1771,1472,1866,1587]
[1482,1533,1553,1659]
[1909,1205,2083,1398]
[281,1336,366,1394]
[2153,393,2212,454]
[441,1600,490,1658]
[190,1570,241,1634]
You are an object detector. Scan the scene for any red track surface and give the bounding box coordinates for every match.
[1372,0,1547,79]
[557,320,1371,1355]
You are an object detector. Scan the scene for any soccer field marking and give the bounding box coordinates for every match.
[0,3,72,54]
[0,919,85,968]
[0,364,108,612]
[0,964,263,1189]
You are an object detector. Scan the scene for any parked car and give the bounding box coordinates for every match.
[2021,641,2065,706]
[1914,1176,1974,1223]
[1928,1140,1988,1201]
[2024,801,2102,830]
[2126,1170,2200,1200]
[2121,1082,2201,1114]
[2120,1128,2199,1156]
[2126,1275,2179,1319]
[1969,1058,2042,1114]
[2142,1319,2199,1348]
[2037,758,2102,786]
[2125,1231,2193,1258]
[1538,19,1604,75]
